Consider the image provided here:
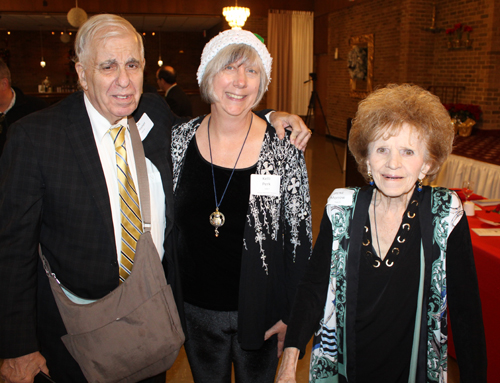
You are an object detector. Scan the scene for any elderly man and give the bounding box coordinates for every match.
[156,65,193,118]
[0,58,47,156]
[0,14,309,383]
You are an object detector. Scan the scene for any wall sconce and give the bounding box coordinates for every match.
[423,1,444,33]
[223,0,250,30]
[334,48,339,60]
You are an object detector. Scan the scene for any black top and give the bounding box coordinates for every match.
[355,193,420,382]
[284,186,487,382]
[175,135,256,311]
[172,115,312,351]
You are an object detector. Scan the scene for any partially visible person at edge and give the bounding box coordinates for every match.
[157,65,193,118]
[276,83,486,383]
[0,58,47,156]
[171,29,313,383]
[0,14,311,383]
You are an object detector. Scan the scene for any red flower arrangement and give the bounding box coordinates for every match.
[454,23,463,39]
[463,25,473,40]
[443,103,482,122]
[446,23,473,42]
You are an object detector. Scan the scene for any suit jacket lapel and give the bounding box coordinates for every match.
[63,93,116,246]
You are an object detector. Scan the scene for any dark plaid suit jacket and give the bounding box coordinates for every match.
[0,91,181,381]
[165,85,192,118]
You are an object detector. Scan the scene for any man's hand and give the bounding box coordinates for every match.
[264,320,287,358]
[275,347,300,383]
[269,112,312,151]
[0,352,48,383]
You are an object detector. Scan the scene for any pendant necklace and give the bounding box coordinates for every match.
[208,114,253,237]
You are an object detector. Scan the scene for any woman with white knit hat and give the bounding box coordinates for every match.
[171,29,312,382]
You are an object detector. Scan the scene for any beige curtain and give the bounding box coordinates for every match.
[267,10,314,116]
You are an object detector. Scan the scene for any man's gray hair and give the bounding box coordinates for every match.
[74,14,144,68]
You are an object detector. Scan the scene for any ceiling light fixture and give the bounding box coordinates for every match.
[40,30,46,68]
[223,0,250,30]
[61,30,71,43]
[67,0,88,28]
[158,32,163,67]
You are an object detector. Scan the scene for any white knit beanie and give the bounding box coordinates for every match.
[197,29,272,88]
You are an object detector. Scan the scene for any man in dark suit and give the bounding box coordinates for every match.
[0,14,310,383]
[0,14,179,383]
[156,65,193,118]
[0,58,47,156]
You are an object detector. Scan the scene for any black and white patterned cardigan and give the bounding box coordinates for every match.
[171,115,313,350]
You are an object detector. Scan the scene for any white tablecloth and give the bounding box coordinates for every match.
[431,154,500,199]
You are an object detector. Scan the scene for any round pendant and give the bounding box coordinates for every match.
[209,208,225,237]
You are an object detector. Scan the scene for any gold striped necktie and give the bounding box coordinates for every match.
[109,125,143,283]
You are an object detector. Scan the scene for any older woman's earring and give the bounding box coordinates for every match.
[417,178,423,192]
[368,172,375,186]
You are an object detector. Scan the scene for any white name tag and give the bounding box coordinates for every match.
[328,189,354,206]
[137,113,154,140]
[251,174,281,197]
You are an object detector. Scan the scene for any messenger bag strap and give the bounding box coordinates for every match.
[128,117,151,233]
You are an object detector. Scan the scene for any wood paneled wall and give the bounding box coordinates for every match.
[0,0,312,18]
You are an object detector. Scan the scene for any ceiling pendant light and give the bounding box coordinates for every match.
[158,32,163,67]
[60,30,71,43]
[67,0,88,28]
[40,30,46,68]
[223,0,250,30]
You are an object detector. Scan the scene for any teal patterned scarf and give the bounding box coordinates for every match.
[309,187,462,383]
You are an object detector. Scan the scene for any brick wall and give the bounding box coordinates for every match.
[433,0,499,130]
[319,0,499,139]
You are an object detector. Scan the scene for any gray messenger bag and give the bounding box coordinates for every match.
[39,117,184,383]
